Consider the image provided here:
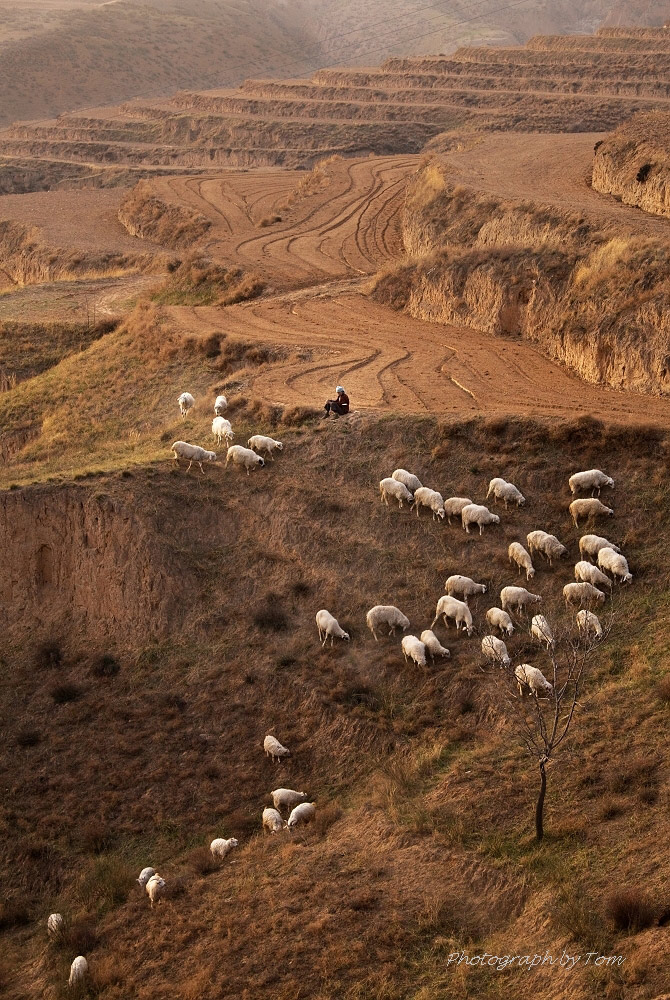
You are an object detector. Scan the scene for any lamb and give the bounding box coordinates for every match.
[226,444,264,475]
[443,497,472,524]
[486,478,526,508]
[412,487,445,520]
[500,586,542,614]
[379,477,413,509]
[597,547,633,583]
[212,416,234,446]
[137,867,156,888]
[445,574,487,602]
[263,807,286,834]
[210,837,239,860]
[392,469,422,493]
[486,607,514,636]
[563,582,605,608]
[526,530,567,566]
[576,610,603,640]
[248,434,283,461]
[569,469,614,496]
[271,788,308,813]
[69,957,88,987]
[574,560,612,590]
[214,394,228,415]
[171,440,217,474]
[177,391,195,418]
[431,595,473,636]
[569,498,614,528]
[420,629,450,661]
[508,542,535,580]
[401,635,427,669]
[481,635,510,667]
[579,534,621,561]
[145,873,166,907]
[530,614,555,650]
[315,610,350,647]
[47,913,64,936]
[366,605,410,641]
[264,734,290,762]
[461,503,500,535]
[287,802,317,830]
[515,663,553,698]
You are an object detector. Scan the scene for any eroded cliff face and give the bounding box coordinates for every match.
[592,112,670,218]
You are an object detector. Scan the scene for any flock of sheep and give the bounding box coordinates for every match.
[172,391,283,474]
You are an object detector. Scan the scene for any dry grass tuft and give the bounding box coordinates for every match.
[605,889,657,932]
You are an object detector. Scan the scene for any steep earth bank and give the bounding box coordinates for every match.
[592,111,670,218]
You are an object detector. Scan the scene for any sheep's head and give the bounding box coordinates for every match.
[207,452,217,462]
[342,632,350,641]
[275,442,283,451]
[492,514,501,524]
[437,508,445,519]
[623,572,633,583]
[229,838,239,848]
[527,568,536,578]
[257,457,265,467]
[517,497,526,506]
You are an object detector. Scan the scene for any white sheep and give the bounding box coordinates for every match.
[315,609,350,647]
[264,734,290,762]
[412,487,445,520]
[171,440,217,474]
[569,498,614,528]
[443,497,472,524]
[420,629,450,661]
[145,874,166,907]
[401,635,427,669]
[214,394,228,415]
[500,586,542,614]
[287,801,317,830]
[263,807,286,834]
[515,663,553,698]
[392,469,422,493]
[486,477,525,508]
[137,867,156,888]
[445,574,487,602]
[563,582,605,608]
[379,477,413,508]
[366,605,410,641]
[481,634,510,667]
[210,837,239,860]
[597,547,633,583]
[212,416,234,446]
[177,391,195,418]
[271,788,308,813]
[579,534,621,561]
[576,609,603,640]
[69,956,88,987]
[574,560,612,590]
[226,444,264,475]
[47,913,64,936]
[248,434,283,461]
[461,503,500,535]
[508,542,535,580]
[486,607,514,636]
[530,614,555,650]
[526,530,567,566]
[431,595,473,636]
[569,469,614,496]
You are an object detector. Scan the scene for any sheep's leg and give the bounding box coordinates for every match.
[415,503,420,517]
[269,453,274,461]
[479,525,484,536]
[246,467,250,476]
[372,629,378,642]
[198,461,205,475]
[186,459,193,472]
[329,635,334,647]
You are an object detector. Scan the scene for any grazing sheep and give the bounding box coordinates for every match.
[481,634,510,667]
[263,807,286,834]
[69,957,88,987]
[226,444,264,475]
[500,586,542,614]
[569,469,614,496]
[574,560,612,590]
[569,498,614,528]
[579,534,621,561]
[271,789,308,813]
[392,469,422,493]
[445,574,487,602]
[171,440,217,474]
[508,542,535,580]
[486,607,514,636]
[412,487,445,520]
[431,595,473,636]
[486,478,526,508]
[597,547,633,583]
[137,867,156,888]
[214,394,228,415]
[526,530,567,566]
[315,610,350,647]
[145,874,166,907]
[379,477,413,508]
[212,416,234,446]
[461,503,500,535]
[401,634,427,669]
[366,605,410,641]
[563,582,605,608]
[287,802,317,830]
[530,614,555,650]
[47,913,64,936]
[419,629,450,661]
[443,497,472,524]
[515,663,553,698]
[177,392,195,418]
[576,610,603,640]
[210,837,239,860]
[264,735,290,762]
[248,434,283,461]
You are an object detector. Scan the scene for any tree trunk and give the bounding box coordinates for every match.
[535,760,547,841]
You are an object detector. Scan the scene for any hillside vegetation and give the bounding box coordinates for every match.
[593,111,670,218]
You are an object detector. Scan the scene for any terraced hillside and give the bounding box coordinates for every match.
[592,110,670,218]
